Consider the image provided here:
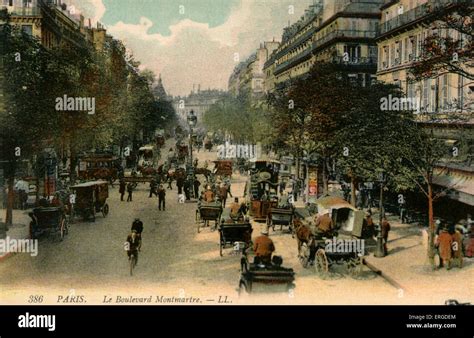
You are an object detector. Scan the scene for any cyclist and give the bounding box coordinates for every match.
[131,218,144,249]
[126,230,141,264]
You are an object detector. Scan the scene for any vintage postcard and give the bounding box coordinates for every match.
[0,0,473,311]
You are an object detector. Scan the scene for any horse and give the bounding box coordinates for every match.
[195,167,211,181]
[294,217,316,267]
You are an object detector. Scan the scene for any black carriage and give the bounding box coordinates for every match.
[298,196,366,277]
[29,207,69,241]
[71,181,109,222]
[266,207,294,233]
[196,201,223,233]
[239,255,295,294]
[218,209,253,256]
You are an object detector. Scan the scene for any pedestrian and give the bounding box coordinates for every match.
[224,177,233,197]
[167,173,173,190]
[126,183,134,202]
[184,178,192,200]
[176,176,184,195]
[279,180,286,196]
[399,199,407,224]
[436,225,452,270]
[193,177,201,199]
[451,227,464,268]
[381,216,391,255]
[149,178,157,198]
[362,210,375,239]
[119,180,126,201]
[157,184,166,211]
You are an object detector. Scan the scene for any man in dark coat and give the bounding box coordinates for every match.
[157,185,166,211]
[176,176,185,195]
[119,180,126,201]
[149,179,157,198]
[127,183,134,202]
[193,178,201,199]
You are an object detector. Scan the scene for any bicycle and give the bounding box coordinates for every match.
[129,250,138,276]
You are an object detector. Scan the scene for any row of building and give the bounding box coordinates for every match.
[228,0,473,208]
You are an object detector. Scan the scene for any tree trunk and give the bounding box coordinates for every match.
[295,153,301,180]
[427,183,435,268]
[350,175,357,207]
[322,158,328,195]
[69,141,77,185]
[5,176,14,228]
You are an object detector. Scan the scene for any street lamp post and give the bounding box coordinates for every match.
[186,110,197,199]
[375,171,386,258]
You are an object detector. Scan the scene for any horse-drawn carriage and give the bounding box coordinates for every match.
[137,145,160,170]
[71,181,109,222]
[239,254,295,295]
[78,155,119,183]
[196,201,222,233]
[297,196,366,276]
[29,207,69,241]
[213,160,233,177]
[267,206,294,233]
[218,209,253,256]
[246,160,280,222]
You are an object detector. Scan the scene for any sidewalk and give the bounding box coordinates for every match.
[364,216,474,304]
[0,208,31,260]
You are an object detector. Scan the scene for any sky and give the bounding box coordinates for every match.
[71,0,314,97]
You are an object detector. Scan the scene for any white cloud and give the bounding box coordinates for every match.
[69,0,106,26]
[84,0,313,96]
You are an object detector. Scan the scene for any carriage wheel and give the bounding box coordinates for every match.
[315,249,329,275]
[102,203,109,217]
[299,243,311,268]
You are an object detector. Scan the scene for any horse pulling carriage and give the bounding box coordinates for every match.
[297,196,366,277]
[239,254,295,295]
[71,181,109,222]
[218,209,253,257]
[29,207,69,241]
[196,201,222,233]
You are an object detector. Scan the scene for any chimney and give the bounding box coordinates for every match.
[88,18,91,28]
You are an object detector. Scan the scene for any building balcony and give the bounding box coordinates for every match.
[379,0,465,36]
[2,6,41,17]
[330,56,378,67]
[274,47,313,75]
[312,30,378,52]
[274,26,316,60]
